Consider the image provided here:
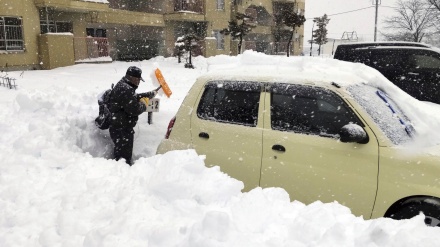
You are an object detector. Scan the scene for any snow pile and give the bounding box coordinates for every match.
[0,52,439,246]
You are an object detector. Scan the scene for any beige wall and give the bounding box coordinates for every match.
[38,33,75,70]
[100,9,164,26]
[204,0,232,57]
[0,0,41,70]
[0,0,307,70]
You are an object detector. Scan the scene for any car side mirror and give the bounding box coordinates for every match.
[339,124,369,144]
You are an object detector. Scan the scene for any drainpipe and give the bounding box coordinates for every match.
[45,7,50,33]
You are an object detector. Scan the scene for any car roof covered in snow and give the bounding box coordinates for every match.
[202,51,390,90]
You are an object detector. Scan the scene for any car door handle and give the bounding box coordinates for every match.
[199,132,209,139]
[272,144,285,152]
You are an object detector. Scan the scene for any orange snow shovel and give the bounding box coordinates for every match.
[154,68,172,98]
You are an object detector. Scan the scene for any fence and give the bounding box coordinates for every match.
[0,75,17,89]
[74,37,109,60]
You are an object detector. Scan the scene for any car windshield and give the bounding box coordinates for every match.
[347,84,415,145]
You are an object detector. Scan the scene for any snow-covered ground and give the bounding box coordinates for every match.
[1,52,439,246]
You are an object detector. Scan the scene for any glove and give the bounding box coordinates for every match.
[150,90,158,98]
[140,97,149,107]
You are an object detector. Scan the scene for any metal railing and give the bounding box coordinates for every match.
[174,0,204,13]
[0,17,24,51]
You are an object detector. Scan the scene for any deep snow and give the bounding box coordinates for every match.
[1,52,440,246]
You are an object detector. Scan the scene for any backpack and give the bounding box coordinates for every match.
[94,85,113,130]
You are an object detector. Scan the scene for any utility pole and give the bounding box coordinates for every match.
[374,0,380,41]
[310,20,315,56]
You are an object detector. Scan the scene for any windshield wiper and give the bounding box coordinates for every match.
[376,90,414,137]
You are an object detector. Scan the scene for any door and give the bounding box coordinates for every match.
[260,83,379,218]
[191,81,264,191]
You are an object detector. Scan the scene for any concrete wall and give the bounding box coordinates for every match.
[38,33,75,70]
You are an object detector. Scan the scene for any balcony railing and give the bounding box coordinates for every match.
[174,0,204,13]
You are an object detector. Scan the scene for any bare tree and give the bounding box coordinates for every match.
[426,0,440,36]
[427,0,440,11]
[382,0,437,42]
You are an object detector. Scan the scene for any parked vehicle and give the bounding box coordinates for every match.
[333,42,440,104]
[156,61,440,226]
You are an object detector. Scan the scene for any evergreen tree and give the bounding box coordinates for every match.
[282,10,306,57]
[174,36,185,64]
[312,14,330,56]
[221,13,256,54]
[175,33,201,69]
[272,11,284,54]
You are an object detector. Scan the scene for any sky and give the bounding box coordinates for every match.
[305,0,398,42]
[1,52,440,246]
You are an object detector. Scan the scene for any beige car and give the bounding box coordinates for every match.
[157,67,440,226]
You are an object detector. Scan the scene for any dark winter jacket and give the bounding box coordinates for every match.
[108,76,155,129]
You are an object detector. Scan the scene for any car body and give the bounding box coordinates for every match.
[333,41,440,104]
[157,57,440,226]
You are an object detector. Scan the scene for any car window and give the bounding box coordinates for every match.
[270,83,362,137]
[197,81,261,127]
[369,50,409,69]
[347,84,414,145]
[408,51,440,69]
[351,48,371,64]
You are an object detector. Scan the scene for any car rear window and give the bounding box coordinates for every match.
[196,81,261,127]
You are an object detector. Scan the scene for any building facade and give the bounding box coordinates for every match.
[0,0,305,71]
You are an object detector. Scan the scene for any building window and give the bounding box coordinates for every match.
[0,16,24,51]
[86,28,107,37]
[56,21,73,33]
[245,8,257,23]
[40,20,55,34]
[213,30,224,50]
[40,21,72,34]
[217,0,225,10]
[39,8,55,34]
[39,8,72,34]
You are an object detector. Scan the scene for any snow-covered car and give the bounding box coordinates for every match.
[156,56,440,226]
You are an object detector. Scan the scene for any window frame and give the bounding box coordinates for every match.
[0,16,24,52]
[213,30,225,50]
[55,21,73,33]
[86,28,107,38]
[216,0,225,10]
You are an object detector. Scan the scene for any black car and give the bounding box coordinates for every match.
[334,42,440,104]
